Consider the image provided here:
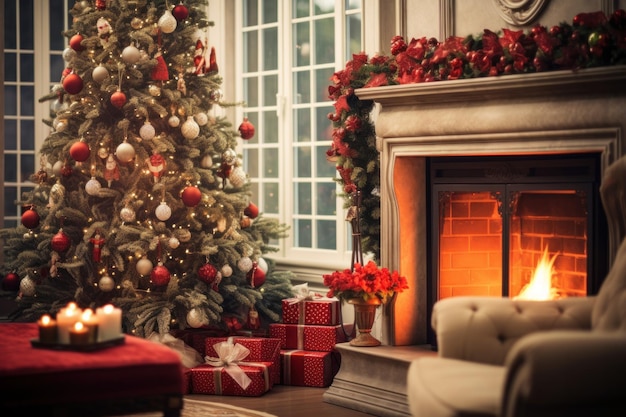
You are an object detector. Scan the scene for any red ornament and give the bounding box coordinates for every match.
[110,90,127,108]
[69,34,84,51]
[172,3,189,21]
[208,47,218,73]
[90,231,105,263]
[238,117,255,140]
[151,53,169,81]
[246,306,260,330]
[69,141,90,162]
[244,202,259,219]
[61,163,74,177]
[2,272,20,291]
[181,185,202,207]
[150,263,171,287]
[51,229,71,253]
[63,72,83,95]
[21,207,40,229]
[248,262,266,287]
[95,0,106,10]
[198,263,217,284]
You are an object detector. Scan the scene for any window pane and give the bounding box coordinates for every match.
[20,154,35,182]
[317,182,337,215]
[315,18,334,64]
[20,53,34,82]
[316,145,336,177]
[263,27,278,71]
[5,53,17,81]
[21,120,35,150]
[4,86,17,116]
[4,188,18,217]
[315,0,334,15]
[295,146,312,177]
[243,31,258,72]
[293,0,309,18]
[4,155,17,182]
[4,1,17,49]
[294,70,310,104]
[263,111,278,144]
[5,120,17,149]
[263,149,279,178]
[263,74,278,106]
[244,112,259,144]
[20,86,34,116]
[263,0,278,24]
[295,219,312,247]
[315,67,333,102]
[294,109,311,142]
[263,183,279,214]
[346,0,360,10]
[243,0,259,26]
[244,77,259,107]
[316,220,336,249]
[49,0,66,50]
[293,22,310,67]
[20,0,34,50]
[244,148,259,177]
[249,182,260,206]
[346,13,362,56]
[315,107,333,141]
[295,182,312,214]
[50,55,65,83]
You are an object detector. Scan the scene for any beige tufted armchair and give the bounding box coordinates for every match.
[406,156,626,417]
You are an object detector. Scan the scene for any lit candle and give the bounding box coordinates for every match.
[96,304,122,342]
[69,321,90,345]
[81,308,99,344]
[56,302,83,344]
[38,314,58,344]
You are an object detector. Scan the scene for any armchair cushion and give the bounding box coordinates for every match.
[432,296,595,365]
[592,238,626,332]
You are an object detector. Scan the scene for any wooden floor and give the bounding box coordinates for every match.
[186,385,376,416]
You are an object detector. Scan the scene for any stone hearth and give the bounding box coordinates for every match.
[324,66,626,416]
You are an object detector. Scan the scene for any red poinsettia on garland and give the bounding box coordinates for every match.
[323,260,408,304]
[327,9,626,262]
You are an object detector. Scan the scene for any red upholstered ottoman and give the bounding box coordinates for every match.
[0,323,184,416]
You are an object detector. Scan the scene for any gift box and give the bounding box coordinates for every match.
[170,328,228,356]
[205,336,281,384]
[189,362,273,396]
[282,297,340,325]
[280,349,339,387]
[182,368,192,394]
[269,323,347,352]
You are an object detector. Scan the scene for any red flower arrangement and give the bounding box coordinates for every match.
[326,9,626,262]
[323,261,408,304]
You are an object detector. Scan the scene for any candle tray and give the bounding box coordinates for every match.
[30,336,125,352]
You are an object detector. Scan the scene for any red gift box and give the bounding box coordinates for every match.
[282,297,341,325]
[269,323,347,352]
[189,362,273,396]
[280,349,339,387]
[182,368,192,394]
[205,336,281,384]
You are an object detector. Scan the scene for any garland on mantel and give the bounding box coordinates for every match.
[327,9,626,262]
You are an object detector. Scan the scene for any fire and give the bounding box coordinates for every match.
[514,247,558,300]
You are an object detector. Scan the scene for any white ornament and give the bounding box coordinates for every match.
[176,228,191,242]
[168,115,180,127]
[115,142,135,163]
[158,10,177,34]
[136,257,154,276]
[97,147,109,159]
[181,116,200,139]
[155,201,172,221]
[85,177,102,195]
[207,104,226,119]
[122,44,141,64]
[62,47,76,62]
[186,308,205,328]
[201,154,213,168]
[195,112,208,126]
[221,264,233,278]
[120,207,136,222]
[55,119,68,132]
[20,275,36,296]
[168,237,180,249]
[98,275,115,292]
[139,121,156,140]
[222,149,237,165]
[52,160,64,176]
[92,65,109,83]
[257,257,268,274]
[237,256,253,273]
[228,166,247,188]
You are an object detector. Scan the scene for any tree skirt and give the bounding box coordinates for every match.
[122,398,277,417]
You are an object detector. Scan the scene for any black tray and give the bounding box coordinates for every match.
[30,336,125,352]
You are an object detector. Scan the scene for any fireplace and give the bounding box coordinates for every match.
[356,66,626,346]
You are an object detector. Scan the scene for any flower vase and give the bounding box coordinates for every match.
[348,297,381,347]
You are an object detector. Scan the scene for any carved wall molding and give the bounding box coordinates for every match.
[491,0,547,26]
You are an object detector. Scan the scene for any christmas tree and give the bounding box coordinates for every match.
[0,0,295,338]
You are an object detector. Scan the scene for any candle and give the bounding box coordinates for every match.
[96,304,122,342]
[38,314,58,344]
[56,302,83,344]
[81,308,99,344]
[69,321,90,345]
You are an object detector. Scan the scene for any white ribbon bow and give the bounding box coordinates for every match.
[289,283,317,304]
[205,337,252,389]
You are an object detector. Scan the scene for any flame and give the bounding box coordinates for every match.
[514,247,558,300]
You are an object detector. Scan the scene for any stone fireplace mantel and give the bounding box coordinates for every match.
[324,67,626,417]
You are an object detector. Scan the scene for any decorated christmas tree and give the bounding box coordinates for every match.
[0,0,295,338]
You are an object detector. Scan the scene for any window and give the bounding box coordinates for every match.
[2,0,70,228]
[237,0,363,273]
